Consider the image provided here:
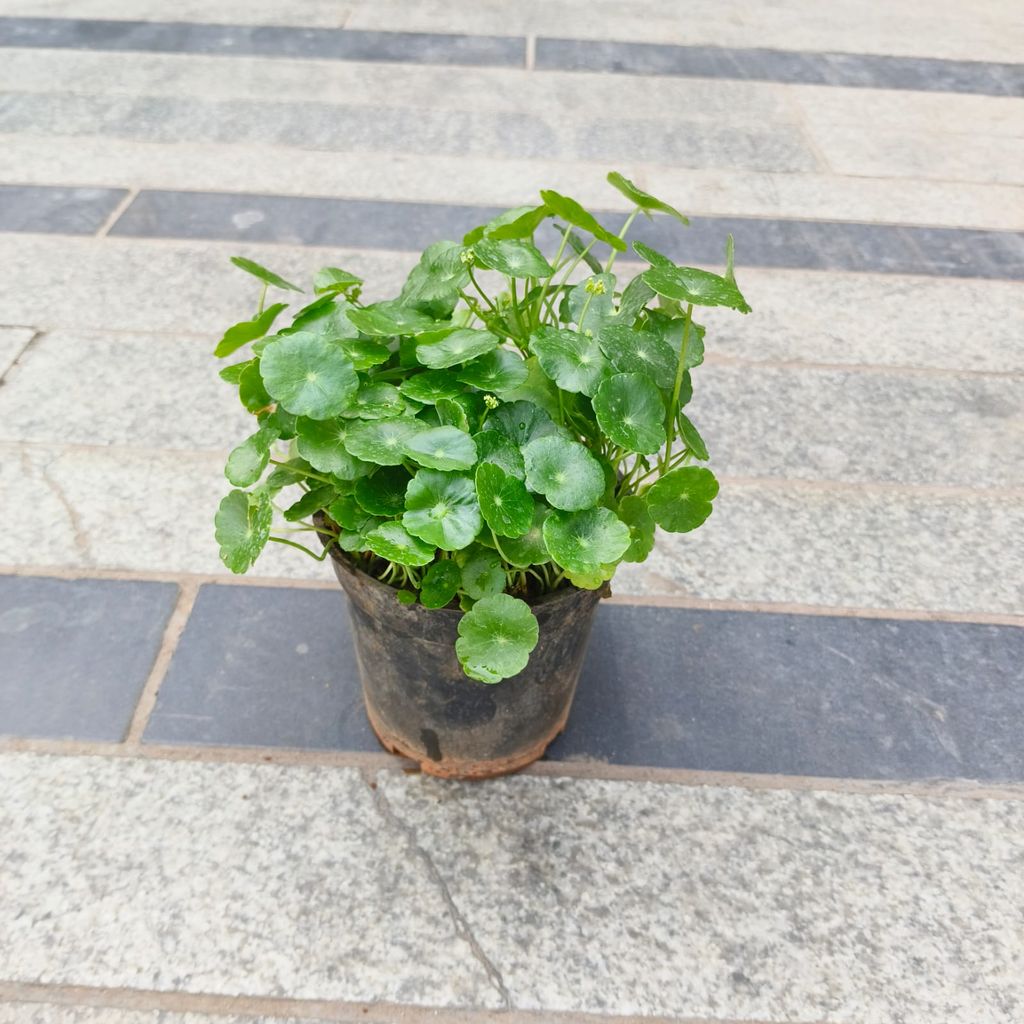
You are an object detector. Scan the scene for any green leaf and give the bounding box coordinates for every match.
[230,256,302,292]
[215,489,272,573]
[420,560,462,609]
[436,392,485,434]
[219,359,251,385]
[554,223,603,274]
[475,462,534,538]
[530,326,609,397]
[632,241,674,268]
[415,327,499,370]
[354,466,411,516]
[214,303,288,358]
[539,189,626,251]
[643,265,751,312]
[347,303,440,337]
[498,357,562,419]
[400,241,470,308]
[286,295,360,341]
[615,273,656,325]
[225,423,278,487]
[345,417,426,466]
[284,483,336,521]
[364,521,436,566]
[265,457,315,490]
[593,372,666,455]
[677,412,709,460]
[473,238,554,279]
[487,205,550,241]
[500,504,552,566]
[543,507,630,575]
[327,492,372,531]
[598,324,677,390]
[314,267,363,295]
[473,429,526,479]
[456,594,539,683]
[456,349,528,394]
[646,466,719,533]
[399,370,465,405]
[487,400,565,447]
[656,315,705,370]
[338,338,390,371]
[403,469,482,551]
[606,171,690,225]
[259,332,359,419]
[567,273,615,335]
[618,495,655,562]
[344,382,406,420]
[460,547,506,600]
[404,425,478,471]
[522,436,605,511]
[238,361,272,413]
[295,417,370,478]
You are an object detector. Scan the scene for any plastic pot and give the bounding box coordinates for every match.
[325,545,604,780]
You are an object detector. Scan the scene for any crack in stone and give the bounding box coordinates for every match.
[363,771,513,1010]
[0,327,44,386]
[34,453,93,562]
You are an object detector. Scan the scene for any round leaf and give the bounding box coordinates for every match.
[457,349,529,394]
[456,594,539,684]
[364,522,435,566]
[522,436,605,511]
[314,266,363,294]
[354,466,412,516]
[618,495,655,563]
[543,507,630,575]
[473,237,554,278]
[474,429,526,479]
[346,303,439,337]
[677,412,709,460]
[416,327,499,369]
[399,370,464,404]
[598,324,677,389]
[420,560,462,609]
[539,190,625,252]
[460,547,506,600]
[643,265,751,312]
[259,332,358,419]
[215,489,272,574]
[230,256,301,292]
[345,418,426,466]
[404,425,478,471]
[593,372,666,455]
[225,424,277,488]
[238,361,272,413]
[500,504,552,567]
[486,400,564,447]
[530,326,609,397]
[343,382,406,420]
[646,466,719,533]
[568,273,615,335]
[475,462,534,538]
[606,171,690,226]
[403,470,482,551]
[295,417,371,478]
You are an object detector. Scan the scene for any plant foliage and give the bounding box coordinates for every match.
[213,172,750,681]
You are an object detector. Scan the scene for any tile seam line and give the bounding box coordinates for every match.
[93,186,137,239]
[0,739,1021,804]
[1,564,1021,627]
[9,182,1024,235]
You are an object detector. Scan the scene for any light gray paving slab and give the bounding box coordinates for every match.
[0,326,34,378]
[0,91,819,173]
[376,771,1024,1021]
[688,364,1024,487]
[0,753,503,1008]
[2,444,1021,613]
[0,330,252,449]
[0,1006,354,1024]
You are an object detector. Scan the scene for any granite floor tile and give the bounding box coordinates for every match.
[0,18,524,67]
[0,184,126,234]
[0,576,177,741]
[2,444,1020,612]
[144,583,1024,782]
[534,37,1024,96]
[0,326,35,378]
[0,1005,364,1024]
[378,771,1024,1021]
[0,753,503,1008]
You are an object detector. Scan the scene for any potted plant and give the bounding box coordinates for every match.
[213,171,750,779]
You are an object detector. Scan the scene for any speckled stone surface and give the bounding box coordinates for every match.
[377,771,1024,1021]
[0,754,502,1009]
[1,752,1021,1022]
[0,1008,350,1024]
[0,327,34,379]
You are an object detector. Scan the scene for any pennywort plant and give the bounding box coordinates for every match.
[214,172,750,682]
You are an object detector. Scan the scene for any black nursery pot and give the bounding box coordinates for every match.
[325,545,604,780]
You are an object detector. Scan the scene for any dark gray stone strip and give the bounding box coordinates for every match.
[536,37,1024,97]
[104,189,1024,280]
[0,184,128,234]
[0,576,179,741]
[143,583,1024,783]
[0,17,525,67]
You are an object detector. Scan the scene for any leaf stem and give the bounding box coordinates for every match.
[257,282,268,316]
[662,302,694,472]
[269,536,329,560]
[534,229,571,321]
[269,458,336,487]
[605,207,640,273]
